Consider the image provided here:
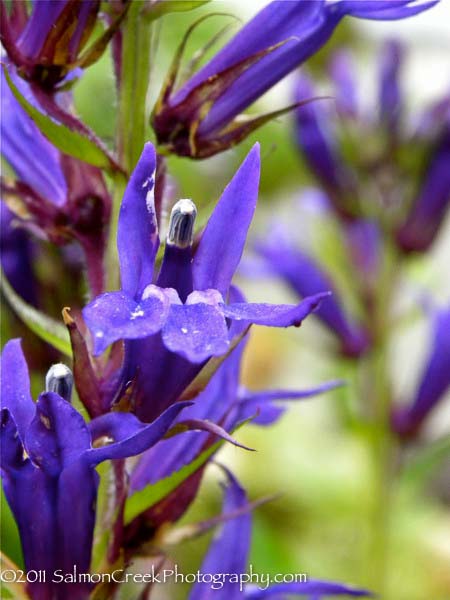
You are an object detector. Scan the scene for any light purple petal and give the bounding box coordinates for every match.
[332,0,438,19]
[0,339,35,442]
[223,293,327,328]
[329,49,358,117]
[117,142,159,300]
[189,468,251,600]
[82,286,170,355]
[193,144,260,296]
[379,39,404,129]
[162,294,230,363]
[86,401,192,465]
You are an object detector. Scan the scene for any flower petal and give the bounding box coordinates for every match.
[244,580,372,599]
[193,144,260,296]
[0,338,35,442]
[189,467,251,600]
[117,142,159,300]
[86,401,192,465]
[162,297,230,363]
[25,392,91,476]
[223,293,327,328]
[82,286,170,355]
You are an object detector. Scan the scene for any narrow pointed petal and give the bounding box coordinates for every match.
[189,468,251,600]
[117,142,159,300]
[0,339,35,442]
[379,39,404,129]
[86,401,192,465]
[173,418,254,451]
[329,49,358,117]
[334,0,438,19]
[193,144,260,296]
[393,305,450,437]
[82,287,170,355]
[244,580,372,599]
[25,392,91,476]
[223,293,327,328]
[238,380,344,426]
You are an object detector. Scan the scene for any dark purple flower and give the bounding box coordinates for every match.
[255,227,369,357]
[0,339,191,600]
[189,467,372,599]
[0,0,125,89]
[152,0,437,158]
[392,305,450,438]
[378,39,404,131]
[83,142,326,421]
[396,128,450,252]
[0,68,111,296]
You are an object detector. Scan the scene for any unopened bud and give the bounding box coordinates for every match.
[167,199,197,248]
[45,364,73,402]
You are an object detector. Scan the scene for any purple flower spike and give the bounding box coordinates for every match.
[0,339,190,598]
[188,468,372,600]
[152,0,437,158]
[392,304,450,438]
[83,143,325,420]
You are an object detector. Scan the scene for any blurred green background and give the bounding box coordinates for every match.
[2,2,450,599]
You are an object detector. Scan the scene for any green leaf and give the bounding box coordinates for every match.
[1,269,71,357]
[124,440,220,525]
[3,66,115,171]
[144,0,211,21]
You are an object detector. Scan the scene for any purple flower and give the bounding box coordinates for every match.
[0,339,191,599]
[0,67,111,295]
[396,128,450,252]
[0,0,123,88]
[83,142,326,421]
[392,305,450,438]
[255,227,369,357]
[378,39,404,131]
[189,467,372,599]
[152,0,437,158]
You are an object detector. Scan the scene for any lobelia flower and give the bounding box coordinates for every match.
[392,305,450,439]
[254,225,369,357]
[294,39,450,247]
[0,339,193,600]
[125,315,342,539]
[189,467,371,599]
[0,0,127,90]
[0,67,111,296]
[82,142,327,422]
[151,0,437,158]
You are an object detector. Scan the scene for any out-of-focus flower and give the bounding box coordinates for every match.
[0,339,192,600]
[392,305,450,438]
[0,0,126,89]
[396,129,450,252]
[82,142,327,421]
[0,202,35,304]
[188,467,371,599]
[0,68,111,296]
[152,0,437,158]
[255,226,369,357]
[294,39,450,249]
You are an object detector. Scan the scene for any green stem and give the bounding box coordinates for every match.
[106,4,153,290]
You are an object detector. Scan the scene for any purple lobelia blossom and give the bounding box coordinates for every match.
[255,226,369,357]
[0,67,111,296]
[125,312,341,537]
[0,339,192,600]
[392,305,450,439]
[189,467,371,599]
[151,0,437,158]
[0,0,126,89]
[82,142,327,422]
